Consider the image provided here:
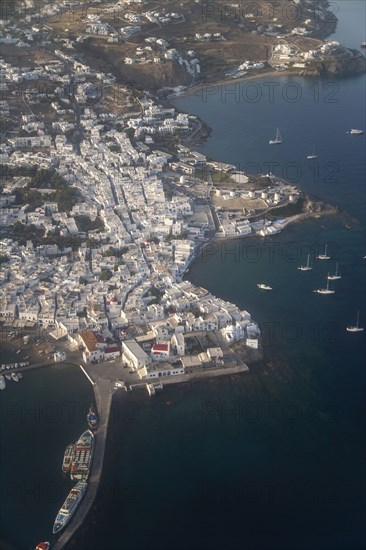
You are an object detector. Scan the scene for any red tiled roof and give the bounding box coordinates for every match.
[80,330,97,352]
[152,343,169,352]
[105,346,119,354]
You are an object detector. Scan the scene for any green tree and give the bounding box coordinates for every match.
[0,254,9,265]
[100,269,113,281]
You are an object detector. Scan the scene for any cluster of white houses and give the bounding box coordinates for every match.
[0,5,263,381]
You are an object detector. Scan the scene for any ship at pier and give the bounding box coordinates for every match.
[62,444,75,474]
[70,430,94,481]
[52,481,87,534]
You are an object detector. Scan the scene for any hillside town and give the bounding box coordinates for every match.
[0,3,262,381]
[0,0,356,383]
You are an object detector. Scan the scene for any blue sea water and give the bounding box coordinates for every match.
[1,2,365,550]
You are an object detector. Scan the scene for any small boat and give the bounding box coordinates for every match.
[317,244,330,260]
[11,372,19,382]
[298,253,312,271]
[361,42,366,48]
[257,283,272,291]
[349,129,364,135]
[346,311,364,333]
[5,374,11,381]
[18,372,23,379]
[35,543,50,550]
[87,403,98,430]
[307,145,317,160]
[313,275,335,295]
[269,128,282,145]
[0,375,6,390]
[62,443,75,474]
[327,262,341,280]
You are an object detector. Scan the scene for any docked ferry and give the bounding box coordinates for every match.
[62,443,75,474]
[52,481,87,534]
[87,403,98,430]
[70,430,94,481]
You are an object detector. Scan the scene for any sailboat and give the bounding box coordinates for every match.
[327,262,341,280]
[313,275,335,294]
[317,244,330,260]
[307,145,317,160]
[269,128,282,145]
[257,283,272,291]
[346,311,364,332]
[298,253,312,271]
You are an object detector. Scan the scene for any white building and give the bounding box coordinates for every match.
[122,339,148,370]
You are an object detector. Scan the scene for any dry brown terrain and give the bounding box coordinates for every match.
[41,0,338,91]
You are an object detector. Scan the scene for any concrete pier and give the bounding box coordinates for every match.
[79,364,95,385]
[52,378,115,550]
[149,363,250,386]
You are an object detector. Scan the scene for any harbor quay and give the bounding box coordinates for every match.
[46,357,251,548]
[52,377,115,550]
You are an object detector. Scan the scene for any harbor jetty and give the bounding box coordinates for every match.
[52,377,117,550]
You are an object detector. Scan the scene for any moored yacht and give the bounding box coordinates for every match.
[307,145,317,160]
[317,244,330,260]
[327,262,341,280]
[269,128,282,144]
[257,283,272,291]
[313,276,335,295]
[346,311,364,333]
[298,253,312,271]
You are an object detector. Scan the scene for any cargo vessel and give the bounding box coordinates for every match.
[52,481,87,534]
[62,444,75,474]
[70,430,94,481]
